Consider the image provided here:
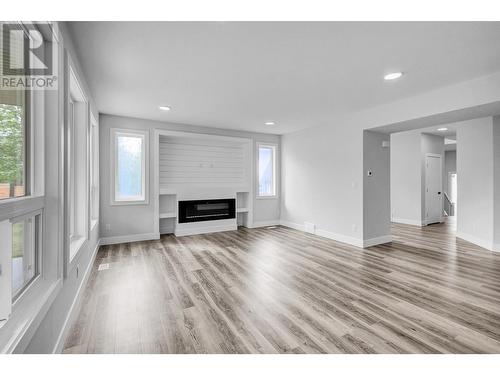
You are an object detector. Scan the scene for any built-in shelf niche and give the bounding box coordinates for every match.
[159,193,177,219]
[236,191,250,226]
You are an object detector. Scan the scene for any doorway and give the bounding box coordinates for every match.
[425,154,443,225]
[446,172,457,217]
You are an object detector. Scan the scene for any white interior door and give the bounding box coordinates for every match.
[425,154,442,224]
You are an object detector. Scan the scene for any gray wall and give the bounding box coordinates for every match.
[99,114,281,240]
[444,150,457,198]
[389,131,444,225]
[363,131,390,241]
[493,116,500,250]
[25,22,101,353]
[390,130,422,225]
[456,117,494,247]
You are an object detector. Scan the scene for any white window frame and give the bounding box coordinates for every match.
[67,65,89,262]
[68,98,76,241]
[90,114,99,230]
[0,22,51,339]
[110,128,149,206]
[256,143,278,199]
[9,209,42,302]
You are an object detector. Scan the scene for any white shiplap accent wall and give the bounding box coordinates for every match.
[159,136,248,188]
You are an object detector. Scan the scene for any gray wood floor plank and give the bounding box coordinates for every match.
[64,219,500,353]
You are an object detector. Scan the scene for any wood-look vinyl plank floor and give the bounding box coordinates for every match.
[64,219,500,353]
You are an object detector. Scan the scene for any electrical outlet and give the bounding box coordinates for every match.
[105,223,111,231]
[352,224,358,232]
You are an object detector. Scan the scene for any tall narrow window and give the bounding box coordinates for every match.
[90,116,99,227]
[68,67,88,261]
[68,99,76,240]
[257,144,276,197]
[111,129,148,204]
[0,26,29,200]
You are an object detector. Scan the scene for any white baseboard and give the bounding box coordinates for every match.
[100,232,160,245]
[422,218,444,226]
[493,243,500,253]
[279,220,364,248]
[456,231,494,251]
[363,235,392,248]
[175,224,237,237]
[250,220,281,228]
[391,217,424,226]
[52,239,101,354]
[278,220,303,231]
[159,224,174,235]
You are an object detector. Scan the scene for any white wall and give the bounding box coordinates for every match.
[99,114,281,241]
[456,117,494,249]
[281,71,500,246]
[281,125,364,246]
[24,22,101,353]
[158,136,248,187]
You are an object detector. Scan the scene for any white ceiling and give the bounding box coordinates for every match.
[68,22,500,135]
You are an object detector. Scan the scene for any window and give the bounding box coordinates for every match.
[68,98,76,240]
[0,209,42,326]
[11,212,41,299]
[0,21,57,346]
[0,26,30,200]
[111,128,149,204]
[257,144,277,197]
[90,115,99,227]
[68,67,88,261]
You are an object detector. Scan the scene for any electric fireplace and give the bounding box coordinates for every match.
[178,199,236,223]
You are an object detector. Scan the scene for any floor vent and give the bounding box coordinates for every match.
[98,263,110,271]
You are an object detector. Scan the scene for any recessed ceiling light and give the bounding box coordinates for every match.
[265,121,276,126]
[159,106,171,111]
[384,72,403,80]
[437,127,448,131]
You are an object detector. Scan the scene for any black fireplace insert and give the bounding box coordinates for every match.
[178,199,236,223]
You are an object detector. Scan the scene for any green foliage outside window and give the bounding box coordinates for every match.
[0,103,24,192]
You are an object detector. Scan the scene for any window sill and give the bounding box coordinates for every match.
[69,236,86,263]
[90,219,98,231]
[110,199,149,206]
[0,196,44,222]
[0,277,61,353]
[256,195,279,200]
